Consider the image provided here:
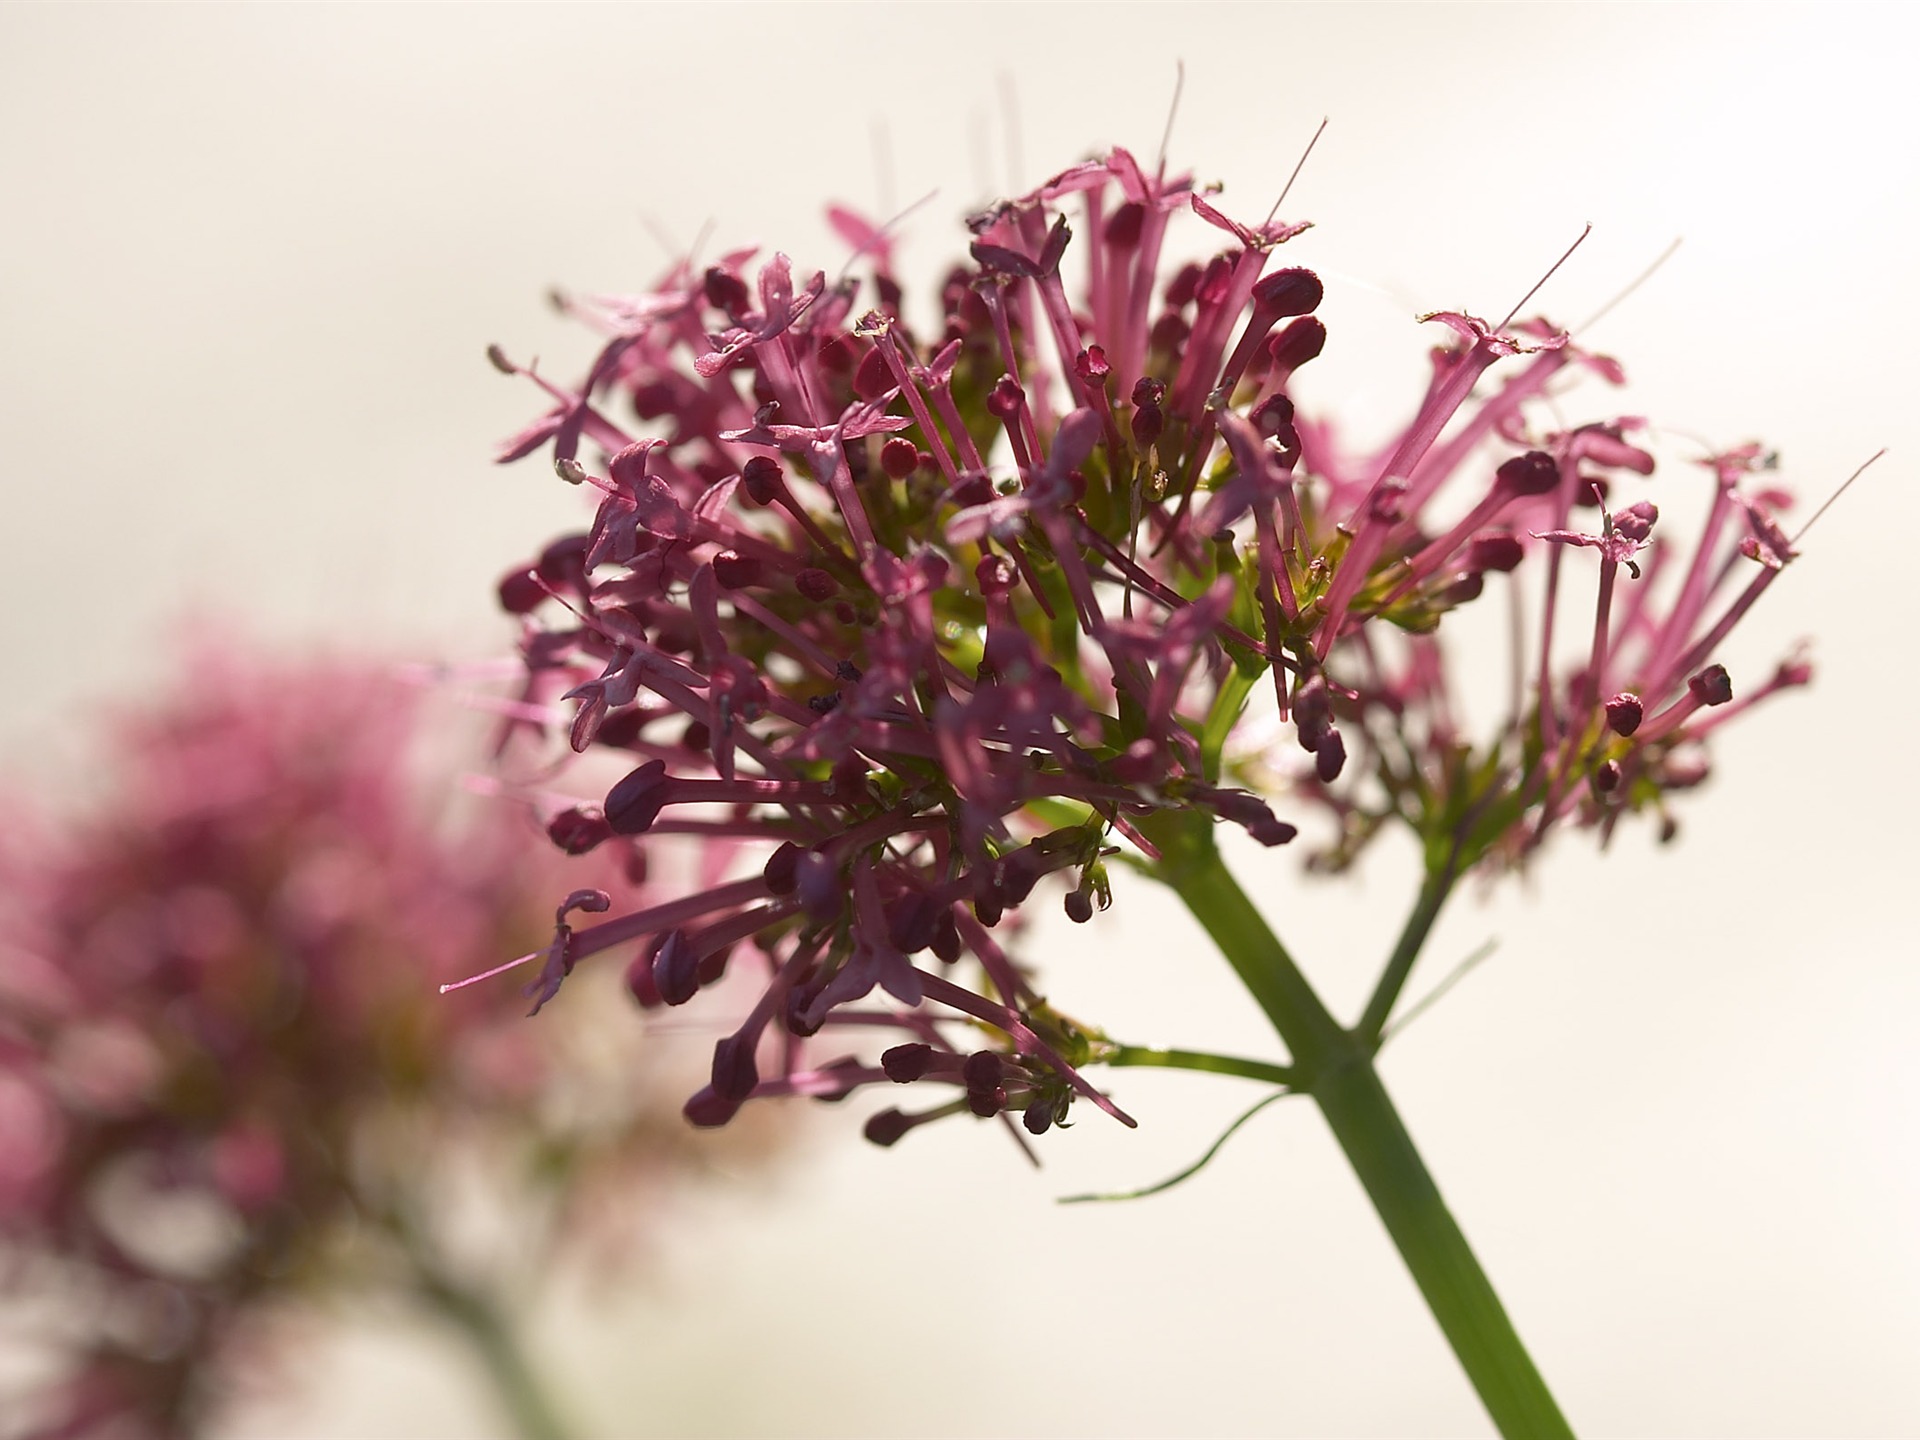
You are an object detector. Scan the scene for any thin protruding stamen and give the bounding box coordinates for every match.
[1791,447,1884,546]
[1265,116,1328,228]
[1497,223,1592,332]
[1573,237,1681,336]
[1156,61,1185,181]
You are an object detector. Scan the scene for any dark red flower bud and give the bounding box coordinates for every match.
[1252,267,1323,317]
[497,566,546,614]
[740,455,783,506]
[1594,759,1623,794]
[1163,262,1204,308]
[880,436,920,479]
[624,938,664,1008]
[546,807,611,855]
[710,1033,759,1102]
[811,1056,867,1102]
[929,908,962,963]
[1074,345,1111,385]
[1130,402,1164,446]
[1293,676,1333,752]
[987,374,1024,421]
[1688,664,1733,706]
[863,1109,914,1147]
[1614,501,1659,544]
[972,869,1005,928]
[1023,1098,1056,1136]
[1605,693,1644,736]
[1103,202,1145,246]
[966,1087,1006,1118]
[887,891,942,954]
[1267,315,1327,376]
[594,708,644,749]
[1466,531,1525,573]
[1496,450,1561,497]
[795,567,839,601]
[651,929,700,1006]
[882,1043,934,1083]
[684,1086,742,1129]
[763,841,801,895]
[1315,728,1347,784]
[962,1050,1003,1093]
[605,760,670,834]
[1064,889,1093,924]
[535,532,591,591]
[999,847,1044,906]
[853,344,895,401]
[703,266,749,314]
[711,551,766,589]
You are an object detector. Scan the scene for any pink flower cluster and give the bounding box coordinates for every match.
[486,147,1813,1147]
[0,643,740,1437]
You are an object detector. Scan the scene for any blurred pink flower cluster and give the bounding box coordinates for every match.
[0,641,748,1439]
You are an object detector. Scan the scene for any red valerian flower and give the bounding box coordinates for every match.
[0,639,771,1438]
[482,145,1820,1146]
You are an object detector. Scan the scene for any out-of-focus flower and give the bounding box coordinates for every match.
[0,639,762,1440]
[482,145,1813,1148]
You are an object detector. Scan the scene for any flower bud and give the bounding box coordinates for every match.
[684,1086,742,1129]
[546,807,610,855]
[740,455,783,506]
[880,437,920,479]
[710,1033,760,1103]
[762,841,801,895]
[882,1043,934,1083]
[863,1109,914,1147]
[1604,693,1643,736]
[497,566,546,614]
[651,929,700,1007]
[1497,450,1560,497]
[605,760,670,834]
[711,551,766,589]
[1613,501,1659,543]
[1251,267,1323,317]
[1688,664,1733,706]
[795,568,839,601]
[887,891,942,954]
[1315,728,1347,784]
[1466,531,1525,573]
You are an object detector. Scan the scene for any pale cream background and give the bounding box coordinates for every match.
[3,4,1917,1436]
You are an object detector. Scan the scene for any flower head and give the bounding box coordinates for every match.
[484,146,1816,1146]
[0,639,765,1436]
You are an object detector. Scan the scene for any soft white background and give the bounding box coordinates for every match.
[4,4,1917,1436]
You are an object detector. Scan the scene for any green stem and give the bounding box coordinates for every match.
[414,1270,576,1440]
[1106,1044,1298,1087]
[1141,812,1573,1440]
[1356,859,1458,1047]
